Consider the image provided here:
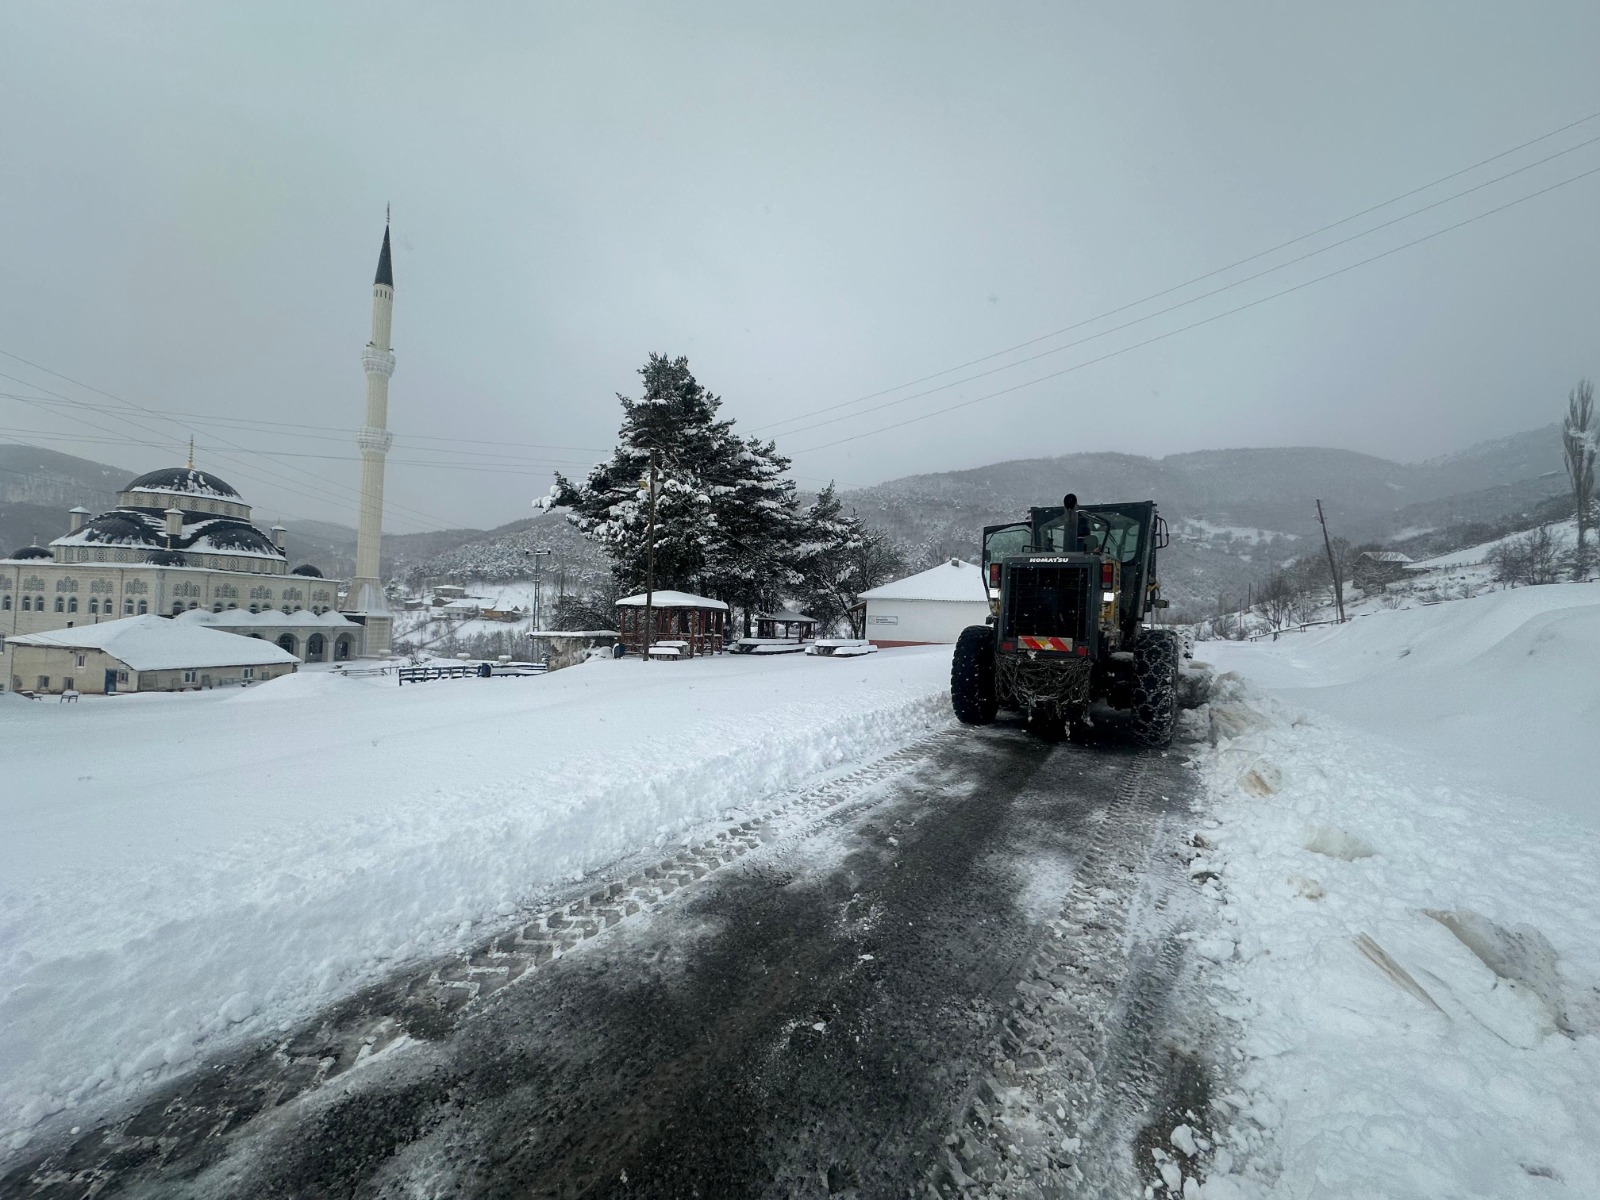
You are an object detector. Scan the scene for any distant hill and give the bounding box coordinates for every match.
[835,427,1569,612]
[1,423,1573,614]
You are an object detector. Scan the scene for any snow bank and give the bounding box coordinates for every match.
[0,647,952,1153]
[1211,582,1600,828]
[1189,588,1600,1197]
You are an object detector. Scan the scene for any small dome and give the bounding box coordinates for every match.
[291,564,324,577]
[10,545,51,560]
[124,467,240,500]
[78,512,154,544]
[146,549,188,567]
[198,523,280,555]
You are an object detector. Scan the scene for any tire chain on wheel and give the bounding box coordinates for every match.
[1129,629,1180,748]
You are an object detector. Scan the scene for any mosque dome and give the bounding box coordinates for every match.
[291,564,324,577]
[123,468,241,501]
[10,545,51,560]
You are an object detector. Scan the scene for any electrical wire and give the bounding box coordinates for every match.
[792,161,1600,456]
[753,108,1600,435]
[766,131,1600,441]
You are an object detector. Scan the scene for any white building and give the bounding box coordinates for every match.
[7,614,299,695]
[0,467,361,690]
[858,558,989,647]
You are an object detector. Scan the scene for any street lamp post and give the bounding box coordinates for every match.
[524,546,554,645]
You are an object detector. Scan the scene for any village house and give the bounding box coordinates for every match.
[857,558,989,647]
[6,614,299,695]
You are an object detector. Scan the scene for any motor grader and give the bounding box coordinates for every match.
[950,494,1179,745]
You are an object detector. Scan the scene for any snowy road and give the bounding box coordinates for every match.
[3,725,1205,1198]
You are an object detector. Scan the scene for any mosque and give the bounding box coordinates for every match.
[1,219,398,690]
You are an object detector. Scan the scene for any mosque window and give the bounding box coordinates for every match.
[137,599,148,615]
[1,595,9,610]
[124,599,134,615]
[55,597,65,613]
[67,597,78,613]
[88,598,98,615]
[20,596,29,611]
[249,603,259,614]
[213,602,223,613]
[227,601,237,609]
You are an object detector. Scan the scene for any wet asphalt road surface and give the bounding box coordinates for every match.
[4,722,1198,1200]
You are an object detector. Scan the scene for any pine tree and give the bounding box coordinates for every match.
[789,485,904,636]
[549,355,812,621]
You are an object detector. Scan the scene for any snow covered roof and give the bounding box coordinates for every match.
[758,609,816,623]
[615,590,729,611]
[178,608,358,629]
[51,506,284,560]
[123,467,241,500]
[6,615,299,671]
[859,559,987,603]
[1360,550,1414,563]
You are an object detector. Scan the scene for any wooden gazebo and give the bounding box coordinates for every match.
[755,609,817,641]
[615,590,728,658]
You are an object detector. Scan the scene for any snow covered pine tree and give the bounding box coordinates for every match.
[548,354,825,631]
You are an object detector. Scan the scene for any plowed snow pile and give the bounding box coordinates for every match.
[1192,585,1600,1198]
[0,648,951,1154]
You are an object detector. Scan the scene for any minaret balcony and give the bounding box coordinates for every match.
[357,426,394,454]
[362,346,396,378]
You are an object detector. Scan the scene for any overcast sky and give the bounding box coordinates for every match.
[3,2,1599,533]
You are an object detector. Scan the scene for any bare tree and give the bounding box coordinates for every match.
[1564,379,1595,580]
[1488,526,1563,587]
[1260,569,1296,630]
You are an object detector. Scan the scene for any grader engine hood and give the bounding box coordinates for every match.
[996,555,1099,658]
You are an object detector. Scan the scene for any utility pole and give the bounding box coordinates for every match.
[643,448,658,660]
[1315,499,1346,623]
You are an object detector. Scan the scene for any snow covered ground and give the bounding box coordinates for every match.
[1191,584,1600,1197]
[0,647,951,1154]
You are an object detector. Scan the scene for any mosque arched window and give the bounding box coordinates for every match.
[249,603,259,614]
[67,597,78,613]
[213,602,223,613]
[124,598,134,615]
[55,597,65,613]
[137,599,148,615]
[1,595,9,610]
[88,598,98,615]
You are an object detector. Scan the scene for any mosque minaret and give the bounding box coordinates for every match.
[342,215,396,653]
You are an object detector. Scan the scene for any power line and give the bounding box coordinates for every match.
[0,365,463,532]
[755,107,1600,438]
[0,356,461,530]
[765,129,1600,441]
[0,355,610,452]
[0,387,442,534]
[792,160,1600,457]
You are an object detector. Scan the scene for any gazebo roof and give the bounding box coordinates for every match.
[757,609,815,623]
[615,590,728,611]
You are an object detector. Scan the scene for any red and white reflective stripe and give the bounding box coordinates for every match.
[1019,635,1074,652]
